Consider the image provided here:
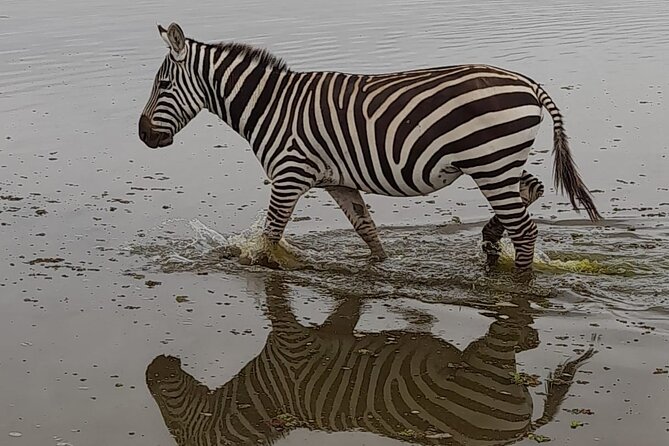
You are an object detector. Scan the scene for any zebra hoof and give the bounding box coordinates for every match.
[485,254,501,270]
[238,236,305,270]
[514,267,535,283]
[481,241,501,267]
[481,240,501,255]
[369,250,387,262]
[268,238,305,270]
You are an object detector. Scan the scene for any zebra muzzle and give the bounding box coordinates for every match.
[138,115,174,148]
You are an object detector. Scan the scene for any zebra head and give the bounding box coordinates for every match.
[139,23,206,149]
[146,355,209,444]
[146,354,283,445]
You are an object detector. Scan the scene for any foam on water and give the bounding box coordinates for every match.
[497,238,634,275]
[187,218,600,274]
[180,216,307,270]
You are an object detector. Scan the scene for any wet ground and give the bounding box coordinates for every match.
[1,0,669,445]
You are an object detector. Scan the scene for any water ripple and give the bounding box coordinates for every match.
[123,217,669,317]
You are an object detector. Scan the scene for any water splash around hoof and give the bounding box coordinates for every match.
[238,236,306,270]
[497,238,630,275]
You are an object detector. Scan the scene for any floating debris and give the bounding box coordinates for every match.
[268,413,304,431]
[511,372,542,387]
[27,257,64,265]
[398,429,420,439]
[527,433,551,443]
[425,432,453,440]
[499,239,633,275]
[110,198,132,204]
[565,408,595,415]
[570,420,585,429]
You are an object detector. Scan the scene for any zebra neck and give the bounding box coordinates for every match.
[205,52,287,143]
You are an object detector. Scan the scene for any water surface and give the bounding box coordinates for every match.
[1,0,668,445]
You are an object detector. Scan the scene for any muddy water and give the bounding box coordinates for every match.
[1,0,669,445]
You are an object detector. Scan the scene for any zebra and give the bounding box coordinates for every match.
[146,276,595,445]
[139,23,601,272]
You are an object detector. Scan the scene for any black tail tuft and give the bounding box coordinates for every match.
[537,84,602,221]
[553,128,602,221]
[533,347,596,428]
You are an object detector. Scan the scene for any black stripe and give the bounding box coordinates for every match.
[391,80,533,164]
[421,115,541,187]
[212,52,241,122]
[467,157,528,180]
[454,140,533,171]
[478,175,522,191]
[305,77,345,183]
[264,74,313,169]
[319,74,364,190]
[224,56,253,130]
[244,70,281,140]
[253,73,293,153]
[228,63,266,133]
[256,73,300,164]
[333,76,376,193]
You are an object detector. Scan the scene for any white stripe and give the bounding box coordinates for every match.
[238,67,272,136]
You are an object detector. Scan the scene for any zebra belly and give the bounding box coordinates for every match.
[327,165,461,197]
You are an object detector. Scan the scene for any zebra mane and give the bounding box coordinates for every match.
[214,41,289,71]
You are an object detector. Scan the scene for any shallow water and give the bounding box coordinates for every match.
[1,0,669,445]
[128,216,669,311]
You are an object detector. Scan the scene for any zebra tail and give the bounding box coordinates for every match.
[532,347,596,429]
[537,87,602,221]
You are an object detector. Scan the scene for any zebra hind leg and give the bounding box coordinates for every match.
[326,186,386,261]
[475,177,538,274]
[482,171,544,267]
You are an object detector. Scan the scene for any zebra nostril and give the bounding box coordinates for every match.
[139,115,153,142]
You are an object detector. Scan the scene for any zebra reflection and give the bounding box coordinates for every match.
[146,279,593,445]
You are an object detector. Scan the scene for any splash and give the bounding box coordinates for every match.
[123,217,668,311]
[498,238,632,275]
[188,216,306,270]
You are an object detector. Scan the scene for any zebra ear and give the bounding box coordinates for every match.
[158,22,186,61]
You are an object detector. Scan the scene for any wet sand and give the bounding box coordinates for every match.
[1,0,669,445]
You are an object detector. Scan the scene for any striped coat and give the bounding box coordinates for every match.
[139,23,601,271]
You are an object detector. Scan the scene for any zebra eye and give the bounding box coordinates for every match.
[158,80,171,90]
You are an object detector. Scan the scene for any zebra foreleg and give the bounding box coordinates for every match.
[482,171,544,266]
[326,186,386,261]
[264,275,303,331]
[264,179,311,242]
[255,178,313,268]
[319,295,362,335]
